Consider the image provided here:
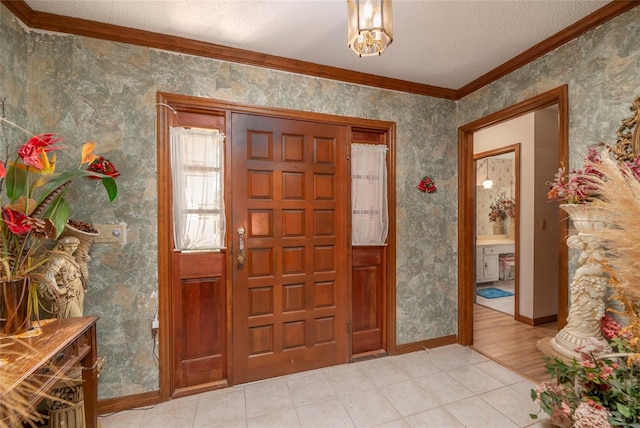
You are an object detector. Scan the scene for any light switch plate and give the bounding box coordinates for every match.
[93,223,127,244]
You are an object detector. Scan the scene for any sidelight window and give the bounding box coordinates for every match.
[170,127,226,250]
[351,143,388,245]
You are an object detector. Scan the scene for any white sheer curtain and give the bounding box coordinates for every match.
[351,143,388,246]
[170,127,226,250]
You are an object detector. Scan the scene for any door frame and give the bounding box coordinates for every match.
[156,92,396,399]
[474,145,520,318]
[457,85,569,345]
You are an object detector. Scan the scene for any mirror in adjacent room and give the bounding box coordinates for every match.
[474,151,517,317]
[475,154,515,238]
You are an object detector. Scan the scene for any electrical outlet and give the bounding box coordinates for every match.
[93,223,127,244]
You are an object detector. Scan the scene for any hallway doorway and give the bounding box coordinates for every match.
[457,85,569,348]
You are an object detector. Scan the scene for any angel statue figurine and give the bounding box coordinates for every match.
[40,236,90,318]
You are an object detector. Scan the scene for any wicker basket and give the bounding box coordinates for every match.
[48,400,85,428]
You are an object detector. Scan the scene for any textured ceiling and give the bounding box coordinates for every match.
[23,0,609,90]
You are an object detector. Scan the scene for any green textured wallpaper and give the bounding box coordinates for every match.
[1,5,457,399]
[2,3,639,400]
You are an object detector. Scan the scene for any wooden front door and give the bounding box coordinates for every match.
[231,113,348,383]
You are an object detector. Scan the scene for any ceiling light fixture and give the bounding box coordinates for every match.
[482,159,493,189]
[347,0,393,57]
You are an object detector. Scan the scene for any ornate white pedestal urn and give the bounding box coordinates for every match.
[549,204,610,359]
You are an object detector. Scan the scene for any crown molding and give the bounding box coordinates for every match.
[2,1,637,100]
[457,1,639,98]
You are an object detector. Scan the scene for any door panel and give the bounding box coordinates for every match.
[171,251,226,394]
[352,247,386,355]
[232,113,348,383]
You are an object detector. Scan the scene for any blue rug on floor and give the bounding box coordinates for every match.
[476,287,514,299]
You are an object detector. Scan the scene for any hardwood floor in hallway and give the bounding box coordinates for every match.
[472,304,558,384]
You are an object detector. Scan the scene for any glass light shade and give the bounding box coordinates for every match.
[347,0,393,57]
[482,178,493,189]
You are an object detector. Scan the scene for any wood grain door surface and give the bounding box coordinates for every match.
[351,247,386,355]
[169,110,227,396]
[231,113,348,383]
[349,129,389,357]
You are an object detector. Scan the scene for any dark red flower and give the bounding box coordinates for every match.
[2,207,33,235]
[87,156,120,179]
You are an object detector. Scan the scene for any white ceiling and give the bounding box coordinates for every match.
[24,0,610,90]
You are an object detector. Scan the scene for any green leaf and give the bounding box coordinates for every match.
[101,177,118,201]
[36,169,119,204]
[529,414,538,420]
[5,163,27,201]
[617,402,632,419]
[37,169,92,197]
[43,193,70,238]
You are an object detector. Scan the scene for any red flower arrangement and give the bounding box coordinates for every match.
[0,119,119,282]
[417,176,437,193]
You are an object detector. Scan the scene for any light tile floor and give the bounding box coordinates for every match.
[99,344,554,428]
[476,280,514,316]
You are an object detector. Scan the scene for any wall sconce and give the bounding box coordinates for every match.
[347,0,393,57]
[481,159,493,189]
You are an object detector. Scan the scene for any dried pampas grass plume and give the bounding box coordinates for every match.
[0,337,71,427]
[588,153,640,300]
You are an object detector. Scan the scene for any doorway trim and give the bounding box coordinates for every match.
[457,85,569,345]
[156,92,397,399]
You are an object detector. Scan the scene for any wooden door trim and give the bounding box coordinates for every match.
[457,85,568,345]
[157,92,396,398]
[156,93,173,401]
[386,129,397,353]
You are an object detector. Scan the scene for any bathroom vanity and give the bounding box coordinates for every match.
[476,236,515,283]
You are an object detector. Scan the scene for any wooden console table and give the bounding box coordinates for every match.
[0,316,99,428]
